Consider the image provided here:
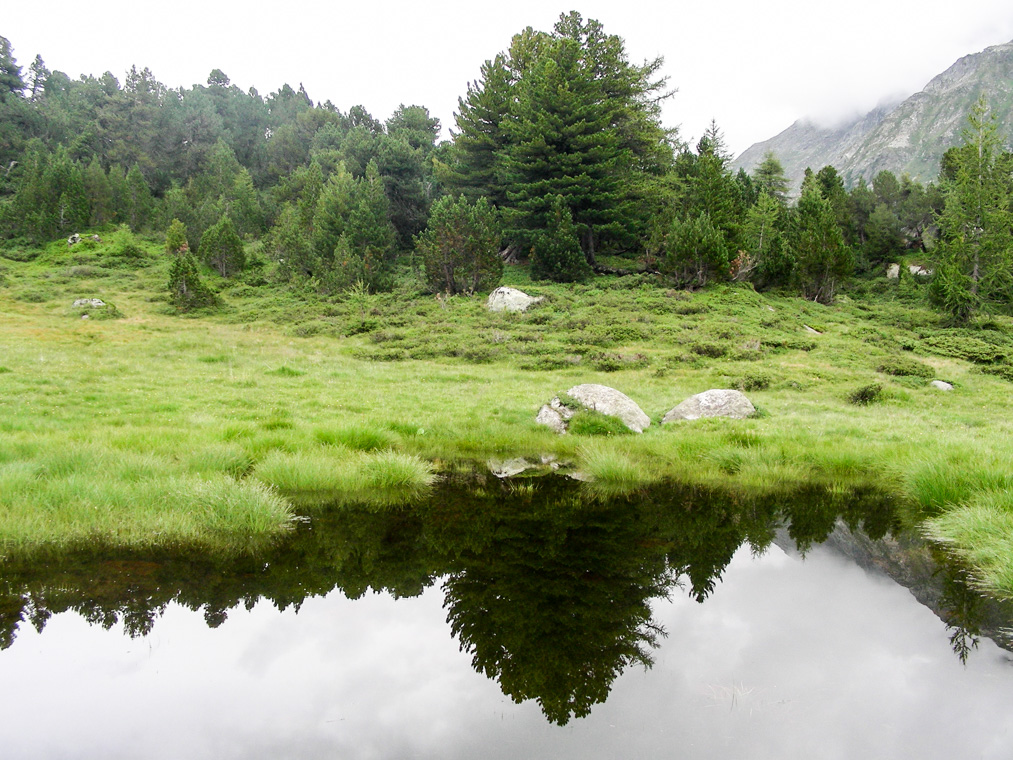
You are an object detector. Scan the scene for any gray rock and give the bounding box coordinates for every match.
[535,397,575,434]
[487,286,543,313]
[803,324,822,335]
[535,384,650,434]
[566,384,651,433]
[909,264,933,277]
[886,263,900,279]
[67,233,80,246]
[930,380,954,391]
[73,298,106,308]
[663,389,756,423]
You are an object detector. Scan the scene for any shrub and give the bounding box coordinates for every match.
[877,355,935,378]
[736,371,771,391]
[691,342,727,358]
[921,334,1006,364]
[849,382,883,405]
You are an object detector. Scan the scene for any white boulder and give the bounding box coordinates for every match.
[487,286,543,313]
[663,389,756,423]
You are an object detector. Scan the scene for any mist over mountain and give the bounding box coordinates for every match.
[734,39,1013,191]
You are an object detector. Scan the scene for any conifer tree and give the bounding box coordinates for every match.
[658,211,729,288]
[199,216,245,277]
[168,252,216,311]
[530,195,590,282]
[752,151,789,202]
[443,54,513,206]
[417,195,502,294]
[931,95,1013,323]
[165,218,188,254]
[786,182,853,304]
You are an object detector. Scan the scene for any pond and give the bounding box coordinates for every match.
[2,473,1013,758]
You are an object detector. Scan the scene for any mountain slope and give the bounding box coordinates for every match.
[734,40,1013,190]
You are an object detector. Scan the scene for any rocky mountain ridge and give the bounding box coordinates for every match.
[734,39,1013,191]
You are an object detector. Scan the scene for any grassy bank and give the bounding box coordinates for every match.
[3,236,1013,594]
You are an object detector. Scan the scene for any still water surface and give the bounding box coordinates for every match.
[2,475,1013,758]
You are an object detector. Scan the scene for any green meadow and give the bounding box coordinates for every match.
[4,235,1013,597]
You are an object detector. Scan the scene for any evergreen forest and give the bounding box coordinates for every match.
[3,14,1009,322]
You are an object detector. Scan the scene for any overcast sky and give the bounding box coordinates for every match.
[5,1,1013,157]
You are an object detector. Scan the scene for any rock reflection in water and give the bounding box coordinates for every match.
[0,473,1004,724]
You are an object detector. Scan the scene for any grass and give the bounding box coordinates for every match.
[253,447,436,506]
[7,235,1013,595]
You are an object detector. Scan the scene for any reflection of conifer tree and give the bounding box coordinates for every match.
[441,480,674,725]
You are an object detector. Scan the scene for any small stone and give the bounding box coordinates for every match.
[803,325,822,335]
[886,263,900,279]
[73,298,106,308]
[930,380,954,391]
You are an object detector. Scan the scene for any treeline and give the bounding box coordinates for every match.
[0,17,1009,323]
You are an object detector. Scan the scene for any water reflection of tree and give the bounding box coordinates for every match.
[0,473,1000,723]
[439,480,674,724]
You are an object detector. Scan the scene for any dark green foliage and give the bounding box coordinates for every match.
[530,195,591,283]
[441,55,512,206]
[735,371,772,391]
[921,334,1007,364]
[416,195,502,294]
[928,264,979,325]
[657,211,729,288]
[447,12,672,265]
[0,36,24,100]
[864,203,904,266]
[876,356,935,378]
[167,252,217,311]
[690,342,727,358]
[199,216,246,277]
[932,96,1013,323]
[849,382,883,405]
[786,182,853,304]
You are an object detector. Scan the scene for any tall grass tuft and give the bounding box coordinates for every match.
[577,441,653,491]
[925,492,1013,599]
[253,447,436,507]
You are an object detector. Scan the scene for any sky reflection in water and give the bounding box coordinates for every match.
[3,541,1013,760]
